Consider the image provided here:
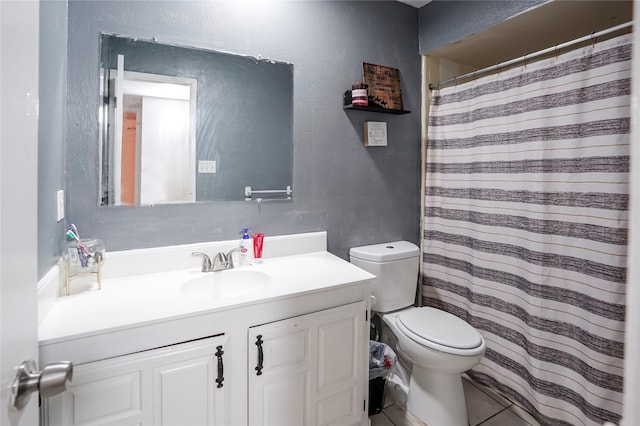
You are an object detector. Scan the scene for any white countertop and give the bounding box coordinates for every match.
[38,251,374,346]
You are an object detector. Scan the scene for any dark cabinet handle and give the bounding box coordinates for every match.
[255,335,264,375]
[215,345,224,388]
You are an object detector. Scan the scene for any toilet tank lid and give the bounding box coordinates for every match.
[349,241,419,262]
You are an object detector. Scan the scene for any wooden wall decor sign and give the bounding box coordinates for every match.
[363,63,403,110]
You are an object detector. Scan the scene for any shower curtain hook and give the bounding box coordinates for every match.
[554,43,560,59]
[591,31,597,48]
[523,53,528,69]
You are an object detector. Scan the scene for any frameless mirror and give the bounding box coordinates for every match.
[99,34,293,206]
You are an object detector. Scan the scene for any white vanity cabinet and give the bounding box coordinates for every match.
[39,243,375,426]
[248,301,367,426]
[45,335,228,426]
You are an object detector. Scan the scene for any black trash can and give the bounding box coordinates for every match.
[368,340,396,415]
[368,376,387,415]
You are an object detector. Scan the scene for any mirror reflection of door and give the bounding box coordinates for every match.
[109,60,197,206]
[138,94,192,205]
[121,110,138,205]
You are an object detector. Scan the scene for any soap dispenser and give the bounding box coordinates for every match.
[239,228,252,266]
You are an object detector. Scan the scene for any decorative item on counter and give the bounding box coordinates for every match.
[65,224,105,296]
[351,80,369,106]
[253,233,264,264]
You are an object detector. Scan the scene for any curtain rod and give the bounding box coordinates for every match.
[428,21,633,90]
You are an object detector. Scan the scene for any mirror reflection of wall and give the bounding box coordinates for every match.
[99,34,294,206]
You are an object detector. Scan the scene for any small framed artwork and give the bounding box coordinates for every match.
[363,63,403,110]
[364,121,388,147]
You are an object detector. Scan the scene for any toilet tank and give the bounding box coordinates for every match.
[349,241,419,313]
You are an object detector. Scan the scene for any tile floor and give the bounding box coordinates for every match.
[369,375,542,426]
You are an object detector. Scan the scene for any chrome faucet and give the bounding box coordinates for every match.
[213,247,242,271]
[192,247,242,272]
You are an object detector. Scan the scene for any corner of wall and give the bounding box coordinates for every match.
[37,259,65,325]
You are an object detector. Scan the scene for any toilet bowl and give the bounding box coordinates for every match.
[349,241,486,426]
[382,307,485,426]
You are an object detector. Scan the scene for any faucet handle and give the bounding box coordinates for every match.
[225,247,242,269]
[192,252,212,272]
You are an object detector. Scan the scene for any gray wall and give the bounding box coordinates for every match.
[37,0,558,277]
[65,1,422,260]
[38,0,67,278]
[418,0,548,54]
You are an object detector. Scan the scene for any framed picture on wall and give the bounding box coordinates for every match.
[363,63,403,110]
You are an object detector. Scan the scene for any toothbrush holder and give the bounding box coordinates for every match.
[65,238,105,296]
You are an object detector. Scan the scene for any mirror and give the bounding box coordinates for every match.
[99,34,294,206]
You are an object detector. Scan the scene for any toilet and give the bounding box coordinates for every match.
[350,241,486,426]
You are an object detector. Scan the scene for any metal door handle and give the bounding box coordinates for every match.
[255,335,264,375]
[215,345,224,388]
[11,359,73,410]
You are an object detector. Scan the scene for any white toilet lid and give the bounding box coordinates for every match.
[397,308,483,349]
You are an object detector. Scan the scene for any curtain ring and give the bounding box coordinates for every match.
[523,53,528,69]
[591,31,597,48]
[554,43,559,59]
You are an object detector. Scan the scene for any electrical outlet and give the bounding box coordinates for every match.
[198,160,217,174]
[56,190,65,222]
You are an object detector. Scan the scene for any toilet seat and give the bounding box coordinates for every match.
[396,307,483,355]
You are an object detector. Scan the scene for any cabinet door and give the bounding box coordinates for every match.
[46,335,228,426]
[248,301,367,426]
[152,339,227,426]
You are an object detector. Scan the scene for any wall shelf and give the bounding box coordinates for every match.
[343,104,410,115]
[343,89,410,115]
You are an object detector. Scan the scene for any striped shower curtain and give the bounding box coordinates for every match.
[423,34,630,426]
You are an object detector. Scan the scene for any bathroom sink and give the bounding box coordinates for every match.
[180,270,271,298]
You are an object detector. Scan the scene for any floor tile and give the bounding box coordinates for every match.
[507,404,541,426]
[383,404,428,426]
[370,412,396,426]
[375,374,540,426]
[463,378,510,426]
[463,374,512,407]
[479,408,531,426]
